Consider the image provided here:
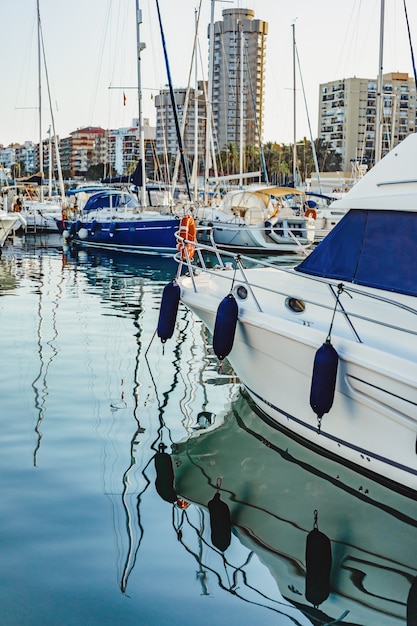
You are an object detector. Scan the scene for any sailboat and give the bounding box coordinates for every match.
[194,12,316,255]
[0,206,26,250]
[13,1,65,234]
[63,0,181,255]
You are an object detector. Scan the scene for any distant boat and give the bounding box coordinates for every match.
[60,188,179,255]
[166,132,417,493]
[0,210,26,250]
[196,186,315,255]
[59,1,183,255]
[14,3,66,234]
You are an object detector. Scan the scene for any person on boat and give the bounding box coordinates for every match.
[13,196,22,212]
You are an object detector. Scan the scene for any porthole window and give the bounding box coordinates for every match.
[235,285,248,300]
[286,297,305,313]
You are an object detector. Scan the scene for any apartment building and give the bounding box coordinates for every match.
[153,7,268,175]
[319,72,417,171]
[2,9,268,181]
[212,8,267,152]
[0,142,36,175]
[154,83,207,172]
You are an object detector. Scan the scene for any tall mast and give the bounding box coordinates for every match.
[375,0,385,164]
[204,0,215,205]
[37,0,44,201]
[292,22,297,187]
[136,0,146,207]
[193,8,199,203]
[239,21,244,187]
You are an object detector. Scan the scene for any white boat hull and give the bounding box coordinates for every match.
[0,212,26,247]
[172,391,417,625]
[179,267,417,492]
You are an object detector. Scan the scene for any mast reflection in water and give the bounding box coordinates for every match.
[0,239,415,626]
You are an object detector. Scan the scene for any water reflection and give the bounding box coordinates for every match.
[7,239,414,624]
[61,247,236,596]
[167,390,417,626]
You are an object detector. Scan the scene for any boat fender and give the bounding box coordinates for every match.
[208,492,231,552]
[305,514,332,607]
[109,222,117,237]
[264,220,272,235]
[407,576,417,625]
[69,222,77,236]
[90,219,100,234]
[78,227,89,240]
[154,443,177,503]
[157,280,180,343]
[75,219,82,233]
[310,339,338,426]
[213,293,238,362]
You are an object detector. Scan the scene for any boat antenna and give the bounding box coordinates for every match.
[154,0,192,201]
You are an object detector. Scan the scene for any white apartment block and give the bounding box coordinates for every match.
[319,72,417,172]
[154,85,207,164]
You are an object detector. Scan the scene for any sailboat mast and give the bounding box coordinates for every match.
[204,0,215,205]
[239,21,244,188]
[292,22,297,187]
[375,0,385,164]
[193,8,199,203]
[37,0,44,202]
[136,0,146,207]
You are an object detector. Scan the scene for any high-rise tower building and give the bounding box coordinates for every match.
[211,8,268,153]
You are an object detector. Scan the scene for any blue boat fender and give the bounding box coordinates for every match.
[69,222,77,236]
[208,491,231,552]
[90,219,100,234]
[310,338,338,427]
[305,511,332,607]
[154,443,177,503]
[213,293,238,362]
[157,280,180,343]
[109,222,117,237]
[75,220,82,233]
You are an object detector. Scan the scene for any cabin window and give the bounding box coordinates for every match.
[286,297,305,313]
[235,285,248,300]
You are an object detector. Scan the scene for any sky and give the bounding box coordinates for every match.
[1,0,417,148]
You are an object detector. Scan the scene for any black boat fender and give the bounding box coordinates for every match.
[310,338,338,429]
[208,490,231,552]
[305,510,332,607]
[154,443,177,503]
[157,280,180,343]
[213,293,238,362]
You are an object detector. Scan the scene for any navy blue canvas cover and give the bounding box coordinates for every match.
[296,209,417,296]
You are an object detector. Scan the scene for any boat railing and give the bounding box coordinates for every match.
[175,228,417,339]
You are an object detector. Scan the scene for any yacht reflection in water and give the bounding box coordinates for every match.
[158,390,417,626]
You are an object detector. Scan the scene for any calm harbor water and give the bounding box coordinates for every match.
[1,234,416,626]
